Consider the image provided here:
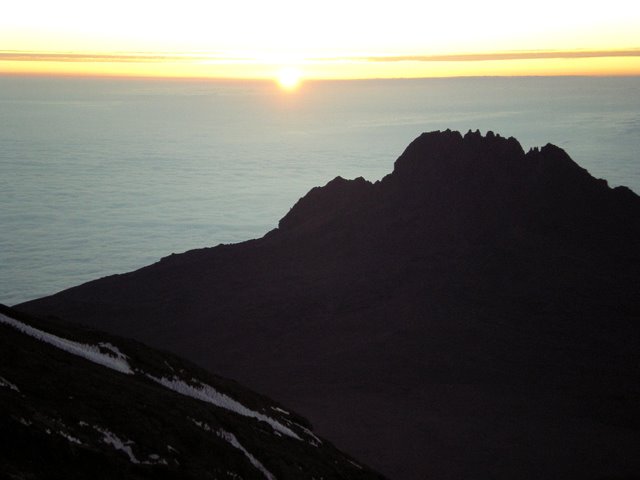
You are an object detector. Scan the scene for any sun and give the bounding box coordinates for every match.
[276,67,302,90]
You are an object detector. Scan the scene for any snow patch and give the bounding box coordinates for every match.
[150,375,301,440]
[190,418,211,431]
[95,427,140,464]
[191,419,275,480]
[0,375,19,392]
[98,343,129,362]
[146,454,168,466]
[300,426,322,447]
[59,430,82,445]
[348,459,363,470]
[167,444,179,454]
[217,428,276,480]
[271,406,290,415]
[94,426,167,465]
[0,312,133,375]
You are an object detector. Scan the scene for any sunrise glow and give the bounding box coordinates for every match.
[276,67,302,90]
[1,0,639,79]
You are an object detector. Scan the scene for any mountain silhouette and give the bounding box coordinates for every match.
[18,130,640,479]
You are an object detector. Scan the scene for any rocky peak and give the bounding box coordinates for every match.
[391,129,525,182]
[277,130,639,245]
[278,175,372,231]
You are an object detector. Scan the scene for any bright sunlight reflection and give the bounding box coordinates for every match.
[276,67,302,90]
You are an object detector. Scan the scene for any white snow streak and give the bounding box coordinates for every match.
[190,418,211,431]
[299,425,322,447]
[150,375,301,440]
[19,418,32,427]
[59,430,82,445]
[217,428,276,480]
[148,453,168,465]
[271,406,290,415]
[95,427,140,464]
[167,444,179,454]
[190,419,275,480]
[0,376,19,392]
[0,313,133,375]
[94,426,167,465]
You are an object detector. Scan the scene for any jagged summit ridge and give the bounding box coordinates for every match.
[387,129,619,211]
[393,129,525,178]
[278,129,639,249]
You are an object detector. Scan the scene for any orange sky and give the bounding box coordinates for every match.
[1,0,639,81]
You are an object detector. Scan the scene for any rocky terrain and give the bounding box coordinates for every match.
[18,130,640,479]
[0,304,383,479]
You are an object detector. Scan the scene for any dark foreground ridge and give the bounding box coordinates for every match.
[18,130,640,479]
[0,304,384,479]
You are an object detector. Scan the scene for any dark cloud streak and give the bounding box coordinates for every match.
[1,49,639,64]
[0,51,247,63]
[340,49,640,62]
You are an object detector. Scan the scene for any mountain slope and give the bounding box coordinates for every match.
[0,304,383,479]
[18,130,640,479]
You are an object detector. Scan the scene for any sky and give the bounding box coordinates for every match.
[1,0,639,81]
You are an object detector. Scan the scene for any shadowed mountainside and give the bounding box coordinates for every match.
[0,304,383,479]
[19,130,640,479]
